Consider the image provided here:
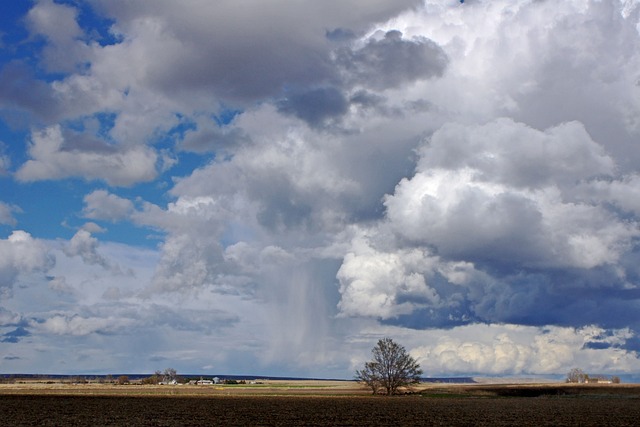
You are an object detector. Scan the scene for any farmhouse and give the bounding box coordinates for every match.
[587,378,612,384]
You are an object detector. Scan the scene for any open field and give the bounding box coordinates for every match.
[1,381,640,426]
[0,379,363,396]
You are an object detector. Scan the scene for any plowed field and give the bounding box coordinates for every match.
[2,394,640,426]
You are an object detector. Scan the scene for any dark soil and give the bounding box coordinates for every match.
[1,394,640,426]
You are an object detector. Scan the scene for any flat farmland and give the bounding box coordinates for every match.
[0,380,362,397]
[1,382,640,426]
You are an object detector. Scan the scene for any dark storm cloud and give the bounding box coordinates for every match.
[378,245,640,336]
[3,355,21,360]
[336,30,448,90]
[1,326,30,343]
[276,30,449,126]
[88,0,423,104]
[468,269,630,327]
[0,61,61,123]
[349,90,386,109]
[277,87,349,128]
[179,124,249,154]
[325,28,357,42]
[381,307,475,330]
[583,341,615,350]
[361,247,640,333]
[0,309,31,344]
[250,172,315,231]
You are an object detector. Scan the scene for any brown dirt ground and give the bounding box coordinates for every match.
[1,394,640,426]
[1,382,639,426]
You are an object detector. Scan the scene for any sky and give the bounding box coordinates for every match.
[2,0,640,380]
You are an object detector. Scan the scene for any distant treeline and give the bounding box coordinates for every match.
[421,377,476,383]
[1,374,476,383]
[0,374,348,382]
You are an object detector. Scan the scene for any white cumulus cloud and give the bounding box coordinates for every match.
[16,125,160,186]
[0,231,54,297]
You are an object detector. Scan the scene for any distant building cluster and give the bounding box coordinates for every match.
[566,368,621,384]
[187,378,220,385]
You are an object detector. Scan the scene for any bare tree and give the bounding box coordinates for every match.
[355,361,382,395]
[142,370,163,385]
[163,368,177,383]
[355,338,422,395]
[566,368,587,383]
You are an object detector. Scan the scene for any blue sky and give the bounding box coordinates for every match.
[2,0,640,379]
